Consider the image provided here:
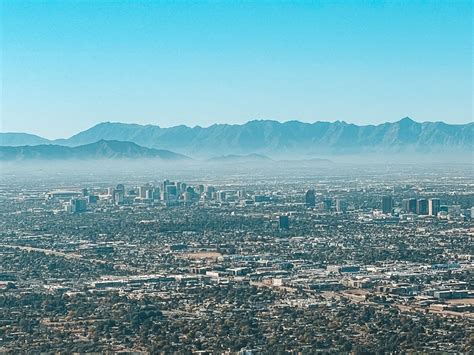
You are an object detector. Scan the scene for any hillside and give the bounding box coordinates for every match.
[0,140,190,161]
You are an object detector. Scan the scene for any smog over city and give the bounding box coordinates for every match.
[1,1,473,353]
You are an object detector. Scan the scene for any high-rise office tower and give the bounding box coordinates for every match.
[160,191,168,201]
[70,198,87,213]
[138,186,147,199]
[114,190,124,205]
[402,198,417,213]
[402,199,409,212]
[152,187,161,200]
[145,189,153,200]
[205,186,215,200]
[217,191,226,202]
[279,215,289,229]
[113,184,126,205]
[335,199,347,213]
[417,199,428,215]
[382,196,393,214]
[428,198,441,216]
[166,184,177,197]
[305,189,316,207]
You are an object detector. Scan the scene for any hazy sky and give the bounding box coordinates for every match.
[1,0,472,139]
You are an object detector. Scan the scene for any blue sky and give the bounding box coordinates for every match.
[1,0,472,138]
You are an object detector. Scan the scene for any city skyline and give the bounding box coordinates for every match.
[2,0,472,138]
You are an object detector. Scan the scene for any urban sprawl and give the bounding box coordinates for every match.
[1,165,473,353]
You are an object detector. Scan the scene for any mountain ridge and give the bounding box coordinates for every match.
[1,118,472,158]
[0,140,190,161]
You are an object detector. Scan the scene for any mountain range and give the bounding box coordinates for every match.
[0,140,189,161]
[1,118,472,159]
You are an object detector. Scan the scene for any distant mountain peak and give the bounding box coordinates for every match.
[396,117,419,126]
